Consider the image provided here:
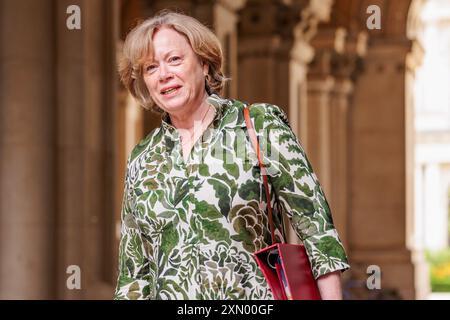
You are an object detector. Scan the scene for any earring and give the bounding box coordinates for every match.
[131,66,139,80]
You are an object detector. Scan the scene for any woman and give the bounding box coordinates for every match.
[114,11,349,300]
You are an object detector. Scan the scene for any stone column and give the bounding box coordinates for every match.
[55,0,119,299]
[328,31,366,250]
[209,0,246,98]
[329,75,353,249]
[306,27,344,204]
[0,0,56,299]
[349,40,416,299]
[296,0,337,245]
[406,40,429,300]
[307,27,366,250]
[289,27,314,141]
[288,0,318,143]
[238,0,304,112]
[306,79,334,192]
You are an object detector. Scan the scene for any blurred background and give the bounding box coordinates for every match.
[0,0,449,300]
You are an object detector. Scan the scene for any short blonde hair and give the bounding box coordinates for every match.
[119,11,226,113]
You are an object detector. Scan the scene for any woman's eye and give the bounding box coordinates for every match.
[169,56,181,63]
[145,65,157,73]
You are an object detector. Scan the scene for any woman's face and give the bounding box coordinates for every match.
[143,27,208,115]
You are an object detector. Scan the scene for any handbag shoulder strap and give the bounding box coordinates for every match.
[243,106,276,244]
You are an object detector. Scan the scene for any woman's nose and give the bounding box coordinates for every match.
[158,64,172,81]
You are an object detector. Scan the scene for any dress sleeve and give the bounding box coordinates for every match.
[114,158,152,300]
[255,104,350,279]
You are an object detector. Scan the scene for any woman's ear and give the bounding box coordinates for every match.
[202,61,209,77]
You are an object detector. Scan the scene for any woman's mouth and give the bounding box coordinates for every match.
[161,86,181,96]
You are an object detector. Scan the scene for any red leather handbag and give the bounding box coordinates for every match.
[243,106,321,300]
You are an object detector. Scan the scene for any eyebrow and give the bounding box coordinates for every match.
[144,50,180,64]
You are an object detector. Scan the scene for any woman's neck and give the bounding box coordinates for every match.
[169,92,210,131]
[168,92,215,162]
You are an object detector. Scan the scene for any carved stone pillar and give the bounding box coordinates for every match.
[406,40,429,300]
[329,31,366,250]
[238,0,306,113]
[306,27,343,201]
[349,39,417,299]
[0,0,119,300]
[209,0,246,98]
[329,75,352,249]
[307,27,366,250]
[289,0,319,141]
[0,0,56,299]
[55,0,119,299]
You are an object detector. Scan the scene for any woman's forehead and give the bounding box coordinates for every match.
[144,27,192,61]
[152,27,190,50]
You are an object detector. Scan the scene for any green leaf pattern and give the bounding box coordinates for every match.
[114,95,349,300]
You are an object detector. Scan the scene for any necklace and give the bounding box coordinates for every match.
[181,104,213,145]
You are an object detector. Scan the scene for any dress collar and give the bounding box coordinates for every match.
[160,94,228,134]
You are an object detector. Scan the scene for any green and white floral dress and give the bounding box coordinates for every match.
[114,94,349,300]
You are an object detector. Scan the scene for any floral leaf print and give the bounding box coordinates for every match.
[207,173,237,218]
[167,177,189,207]
[249,105,265,131]
[291,215,319,239]
[126,281,142,300]
[130,134,152,161]
[114,95,349,299]
[294,181,314,197]
[238,179,260,201]
[177,207,187,224]
[158,279,189,300]
[314,236,347,261]
[128,232,145,263]
[143,178,159,190]
[228,201,268,252]
[279,191,316,216]
[160,222,179,258]
[199,218,231,244]
[195,200,223,219]
[125,258,135,275]
[224,163,239,179]
[124,213,138,229]
[149,192,158,208]
[158,210,176,219]
[199,163,210,176]
[270,170,295,193]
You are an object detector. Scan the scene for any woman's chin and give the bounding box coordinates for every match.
[159,96,191,114]
[160,102,187,115]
